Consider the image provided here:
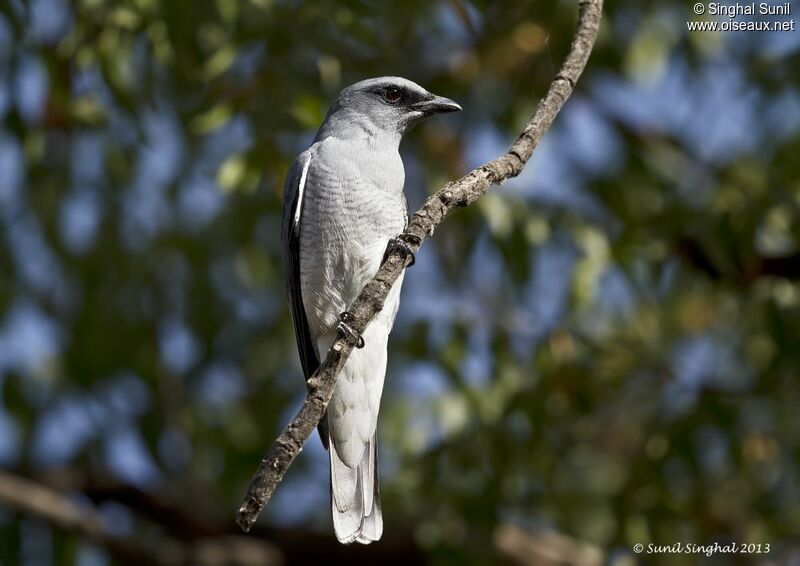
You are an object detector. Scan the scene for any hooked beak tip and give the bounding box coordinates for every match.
[432,96,462,114]
[416,95,462,115]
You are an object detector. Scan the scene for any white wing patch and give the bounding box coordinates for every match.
[293,155,312,234]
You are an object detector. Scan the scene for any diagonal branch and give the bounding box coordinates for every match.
[236,0,604,532]
[0,470,283,566]
[0,469,177,566]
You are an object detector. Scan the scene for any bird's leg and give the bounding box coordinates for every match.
[337,311,365,349]
[386,233,419,267]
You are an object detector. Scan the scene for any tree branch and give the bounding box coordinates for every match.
[0,469,175,566]
[0,470,282,566]
[494,523,604,566]
[677,236,800,285]
[38,467,424,564]
[236,0,604,532]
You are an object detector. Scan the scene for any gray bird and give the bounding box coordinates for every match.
[281,77,460,544]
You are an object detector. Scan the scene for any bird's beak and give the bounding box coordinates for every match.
[414,95,462,115]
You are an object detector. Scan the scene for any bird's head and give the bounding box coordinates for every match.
[328,76,461,137]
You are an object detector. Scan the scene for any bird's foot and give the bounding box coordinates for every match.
[337,311,365,349]
[386,234,418,267]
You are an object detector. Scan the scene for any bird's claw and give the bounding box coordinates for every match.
[337,311,365,349]
[387,235,417,267]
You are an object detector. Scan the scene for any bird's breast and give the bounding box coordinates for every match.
[298,142,406,337]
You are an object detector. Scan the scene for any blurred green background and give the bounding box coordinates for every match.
[0,0,799,564]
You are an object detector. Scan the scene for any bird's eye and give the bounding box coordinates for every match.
[382,87,402,104]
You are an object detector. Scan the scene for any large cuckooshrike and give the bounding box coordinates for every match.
[280,77,460,544]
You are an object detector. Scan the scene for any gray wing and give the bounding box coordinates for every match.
[281,150,328,445]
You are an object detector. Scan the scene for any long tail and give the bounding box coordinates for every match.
[329,432,382,544]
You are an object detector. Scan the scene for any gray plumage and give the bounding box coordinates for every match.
[281,77,460,544]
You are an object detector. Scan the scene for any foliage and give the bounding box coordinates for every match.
[0,0,798,564]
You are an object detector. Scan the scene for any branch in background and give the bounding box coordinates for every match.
[494,523,604,566]
[236,0,605,532]
[38,469,425,565]
[44,469,224,538]
[16,468,600,564]
[758,252,800,281]
[677,237,800,284]
[0,470,281,566]
[0,470,169,566]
